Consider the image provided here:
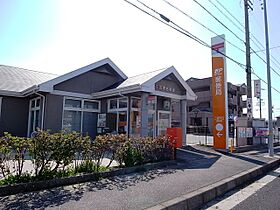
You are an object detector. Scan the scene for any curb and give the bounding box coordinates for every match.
[147,157,280,210]
[0,160,177,197]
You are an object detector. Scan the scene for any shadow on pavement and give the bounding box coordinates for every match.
[220,152,267,165]
[0,168,178,209]
[176,146,221,169]
[1,145,276,209]
[84,168,177,192]
[0,187,84,210]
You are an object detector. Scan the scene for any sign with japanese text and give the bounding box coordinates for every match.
[211,35,229,149]
[254,80,261,98]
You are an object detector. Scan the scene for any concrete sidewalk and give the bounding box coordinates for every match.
[0,145,280,210]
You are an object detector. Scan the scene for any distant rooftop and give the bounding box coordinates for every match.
[0,65,58,93]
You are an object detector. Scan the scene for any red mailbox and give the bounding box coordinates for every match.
[166,128,182,148]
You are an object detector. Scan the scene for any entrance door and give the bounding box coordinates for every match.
[158,111,171,136]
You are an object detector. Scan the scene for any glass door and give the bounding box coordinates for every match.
[157,111,171,136]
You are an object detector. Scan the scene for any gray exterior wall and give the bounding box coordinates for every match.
[44,94,64,133]
[0,96,29,137]
[155,74,186,95]
[54,66,124,94]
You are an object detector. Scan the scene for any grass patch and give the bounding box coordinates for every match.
[0,163,109,186]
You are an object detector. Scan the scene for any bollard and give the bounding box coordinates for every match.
[230,138,234,153]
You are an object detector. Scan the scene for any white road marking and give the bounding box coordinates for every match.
[205,167,280,210]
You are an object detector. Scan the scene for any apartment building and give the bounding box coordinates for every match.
[186,77,247,135]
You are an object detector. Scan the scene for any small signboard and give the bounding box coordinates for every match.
[255,128,269,137]
[247,98,253,118]
[246,128,253,138]
[254,80,261,98]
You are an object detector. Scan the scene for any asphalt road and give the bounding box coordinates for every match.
[0,146,279,210]
[232,176,280,210]
[203,166,280,210]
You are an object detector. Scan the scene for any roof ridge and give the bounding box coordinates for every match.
[0,65,59,76]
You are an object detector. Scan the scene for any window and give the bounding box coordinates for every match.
[108,98,128,111]
[63,110,81,131]
[62,98,100,136]
[109,99,118,110]
[28,97,41,136]
[130,97,141,137]
[131,98,141,109]
[65,99,81,109]
[107,97,128,134]
[119,98,128,109]
[84,101,99,110]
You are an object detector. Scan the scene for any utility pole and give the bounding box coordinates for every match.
[262,0,274,156]
[244,0,253,106]
[244,0,253,145]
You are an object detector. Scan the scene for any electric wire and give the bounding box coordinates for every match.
[251,48,280,78]
[192,0,245,45]
[212,0,245,29]
[208,0,245,34]
[210,0,280,75]
[134,0,246,68]
[123,0,280,95]
[162,0,245,53]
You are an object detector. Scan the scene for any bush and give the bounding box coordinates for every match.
[0,131,175,186]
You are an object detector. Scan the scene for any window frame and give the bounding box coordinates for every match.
[107,97,128,134]
[28,97,41,136]
[108,97,128,112]
[62,97,100,132]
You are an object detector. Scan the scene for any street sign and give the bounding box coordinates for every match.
[211,35,228,150]
[254,80,261,98]
[247,98,253,118]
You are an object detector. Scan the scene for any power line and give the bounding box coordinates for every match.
[123,0,280,96]
[252,45,280,53]
[251,48,280,78]
[192,0,245,45]
[212,0,245,29]
[251,44,280,76]
[134,0,246,68]
[208,0,245,34]
[162,0,245,53]
[212,0,280,75]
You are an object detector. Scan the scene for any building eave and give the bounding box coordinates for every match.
[91,84,142,99]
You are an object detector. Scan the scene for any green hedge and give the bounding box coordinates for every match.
[0,130,174,185]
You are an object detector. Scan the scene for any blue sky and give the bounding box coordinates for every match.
[0,0,280,118]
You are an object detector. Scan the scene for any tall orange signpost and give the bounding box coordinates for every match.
[211,35,229,150]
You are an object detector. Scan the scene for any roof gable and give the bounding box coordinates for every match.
[143,66,197,100]
[92,66,197,100]
[39,58,127,92]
